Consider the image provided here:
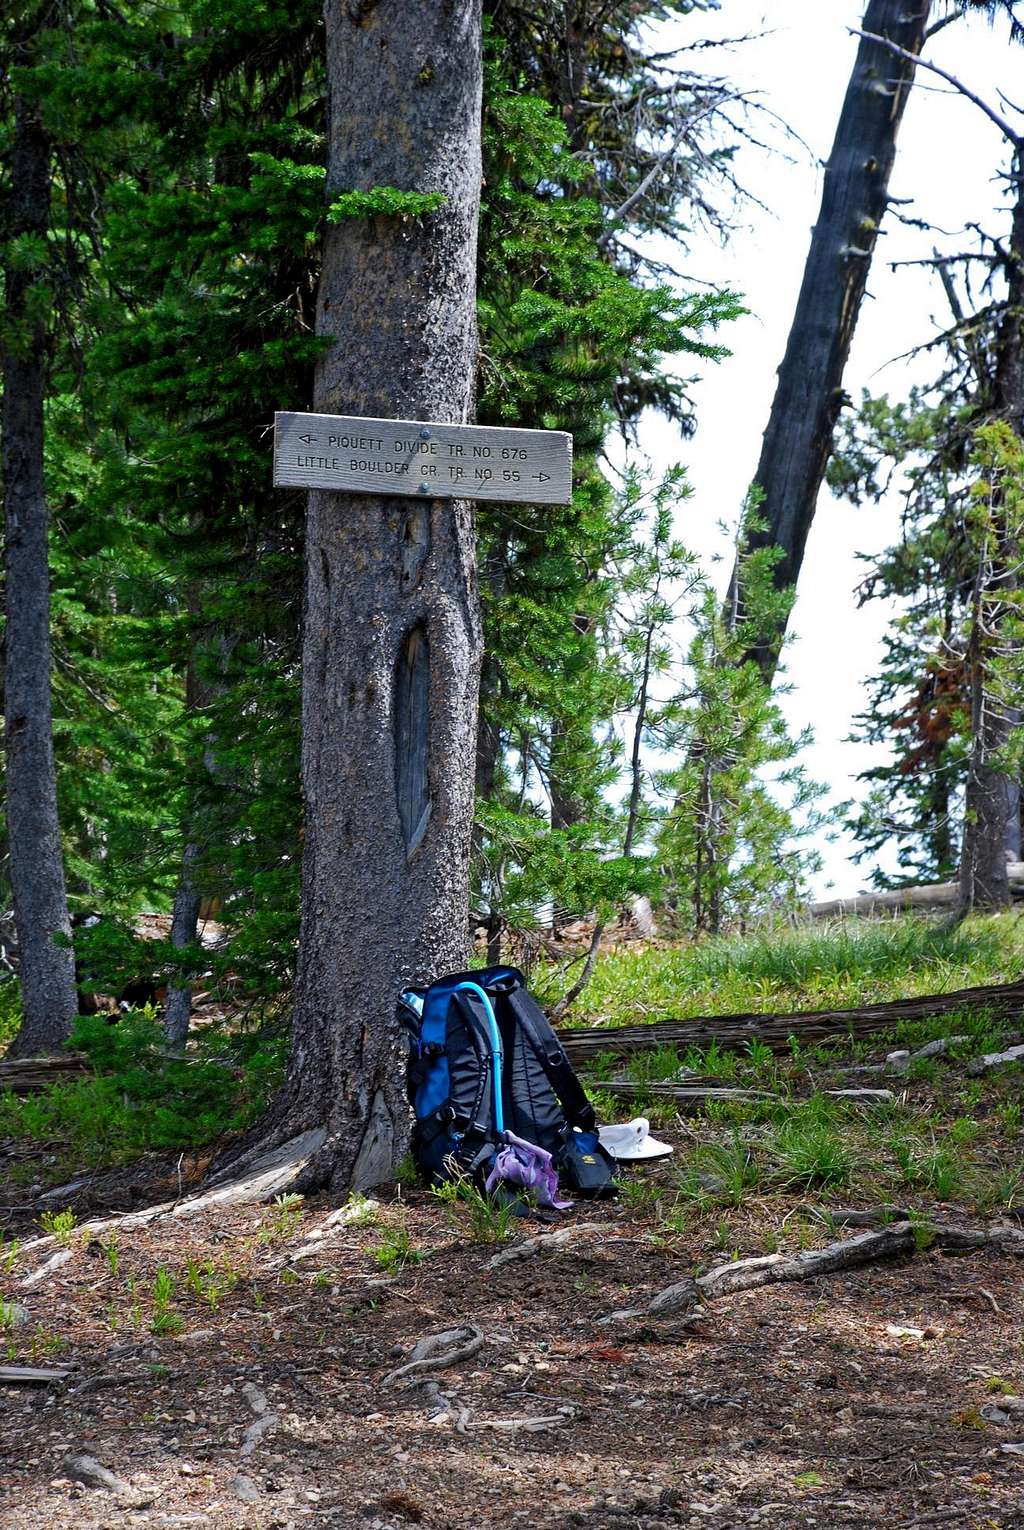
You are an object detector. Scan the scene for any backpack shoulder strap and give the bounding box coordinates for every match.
[504,986,596,1133]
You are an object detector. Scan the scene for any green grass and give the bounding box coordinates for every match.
[429,1172,519,1243]
[771,1113,855,1190]
[372,1224,423,1274]
[677,1133,762,1208]
[569,917,1024,1236]
[552,913,1024,1030]
[4,910,1022,1231]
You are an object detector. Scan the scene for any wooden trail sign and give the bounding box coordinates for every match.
[273,411,572,506]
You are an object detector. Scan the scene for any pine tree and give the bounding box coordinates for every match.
[829,28,1024,900]
[2,1,88,1055]
[471,30,740,953]
[657,506,826,932]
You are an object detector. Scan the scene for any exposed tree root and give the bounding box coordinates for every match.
[20,1248,72,1289]
[382,1324,484,1388]
[63,1452,132,1495]
[603,1220,1024,1322]
[455,1405,577,1435]
[265,1198,381,1269]
[486,1223,603,1270]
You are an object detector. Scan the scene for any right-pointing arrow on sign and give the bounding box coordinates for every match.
[533,472,550,482]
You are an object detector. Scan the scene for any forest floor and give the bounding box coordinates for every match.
[2,913,1024,1529]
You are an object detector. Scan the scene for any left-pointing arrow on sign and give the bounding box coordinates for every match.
[299,433,316,443]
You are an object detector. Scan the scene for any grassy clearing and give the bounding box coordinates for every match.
[1,911,1022,1212]
[599,1038,1024,1239]
[548,911,1024,1029]
[573,916,1024,1235]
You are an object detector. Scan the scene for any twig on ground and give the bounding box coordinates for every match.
[71,1368,180,1398]
[800,1205,911,1228]
[898,1507,970,1529]
[457,1405,577,1435]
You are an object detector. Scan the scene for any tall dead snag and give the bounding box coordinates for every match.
[274,1,484,1190]
[733,0,931,675]
[2,53,79,1057]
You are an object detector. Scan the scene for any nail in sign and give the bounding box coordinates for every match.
[273,411,572,506]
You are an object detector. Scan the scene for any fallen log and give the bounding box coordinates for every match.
[806,863,1024,919]
[0,1364,74,1384]
[589,1081,773,1110]
[0,1054,89,1094]
[559,977,1024,1064]
[589,1080,893,1109]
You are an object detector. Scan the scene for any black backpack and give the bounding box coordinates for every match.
[399,964,617,1197]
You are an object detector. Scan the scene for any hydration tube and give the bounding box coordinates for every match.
[452,981,505,1137]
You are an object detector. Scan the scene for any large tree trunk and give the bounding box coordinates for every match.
[268,0,484,1191]
[733,0,932,675]
[2,87,78,1058]
[959,143,1024,912]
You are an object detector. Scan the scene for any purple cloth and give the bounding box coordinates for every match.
[484,1129,573,1209]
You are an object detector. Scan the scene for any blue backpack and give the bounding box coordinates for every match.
[399,965,617,1196]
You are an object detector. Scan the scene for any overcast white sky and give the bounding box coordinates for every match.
[634,0,1016,895]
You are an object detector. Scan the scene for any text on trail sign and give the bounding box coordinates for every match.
[273,412,572,506]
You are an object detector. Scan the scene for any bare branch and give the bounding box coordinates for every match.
[598,93,744,245]
[852,28,1022,146]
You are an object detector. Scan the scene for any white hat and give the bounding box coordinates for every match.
[597,1117,674,1162]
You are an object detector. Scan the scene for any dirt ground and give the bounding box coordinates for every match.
[2,1138,1024,1530]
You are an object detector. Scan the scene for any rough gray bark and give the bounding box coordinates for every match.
[164,634,205,1048]
[733,0,932,675]
[270,0,484,1190]
[960,566,1016,911]
[2,86,78,1058]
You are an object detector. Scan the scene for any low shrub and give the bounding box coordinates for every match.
[0,1010,286,1164]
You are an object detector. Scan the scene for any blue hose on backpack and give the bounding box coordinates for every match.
[451,981,504,1137]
